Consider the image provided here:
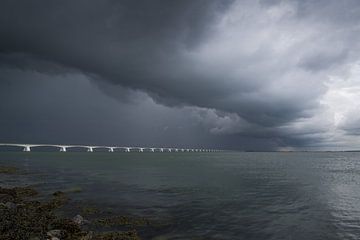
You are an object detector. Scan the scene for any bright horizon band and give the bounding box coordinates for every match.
[0,143,221,153]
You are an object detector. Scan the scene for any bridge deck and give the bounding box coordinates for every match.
[0,143,219,152]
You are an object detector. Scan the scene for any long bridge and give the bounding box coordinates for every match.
[0,143,220,153]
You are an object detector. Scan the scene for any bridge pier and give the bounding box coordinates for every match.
[150,148,155,152]
[108,147,114,152]
[125,148,131,152]
[59,146,67,152]
[139,148,144,152]
[23,146,31,152]
[87,147,94,152]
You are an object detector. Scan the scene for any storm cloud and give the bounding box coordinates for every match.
[1,0,360,150]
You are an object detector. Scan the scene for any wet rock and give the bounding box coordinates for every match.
[64,186,83,193]
[73,214,88,225]
[1,201,17,209]
[0,200,54,239]
[0,185,147,240]
[95,216,150,227]
[53,191,66,197]
[0,193,13,203]
[93,230,141,240]
[81,206,99,215]
[0,186,38,201]
[0,165,18,174]
[45,191,69,209]
[29,237,41,240]
[51,218,82,236]
[47,229,62,238]
[79,231,94,240]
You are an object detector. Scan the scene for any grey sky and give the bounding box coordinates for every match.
[1,0,360,150]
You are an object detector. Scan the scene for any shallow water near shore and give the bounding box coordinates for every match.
[1,151,360,239]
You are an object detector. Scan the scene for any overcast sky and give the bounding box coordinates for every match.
[1,0,360,151]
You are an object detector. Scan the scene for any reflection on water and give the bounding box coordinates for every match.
[1,152,360,239]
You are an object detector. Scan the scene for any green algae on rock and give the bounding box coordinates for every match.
[81,206,100,215]
[95,216,151,227]
[0,166,18,174]
[0,186,38,202]
[91,230,141,240]
[0,186,146,240]
[61,186,83,194]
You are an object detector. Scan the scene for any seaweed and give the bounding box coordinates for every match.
[0,186,144,240]
[95,216,150,227]
[0,166,18,174]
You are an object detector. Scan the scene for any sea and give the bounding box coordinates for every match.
[0,151,360,240]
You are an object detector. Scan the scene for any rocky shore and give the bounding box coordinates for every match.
[0,166,160,240]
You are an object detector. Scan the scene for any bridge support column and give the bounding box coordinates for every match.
[139,148,144,152]
[23,146,31,152]
[160,148,164,152]
[109,147,114,152]
[60,146,67,152]
[150,148,155,152]
[87,147,94,152]
[125,148,131,152]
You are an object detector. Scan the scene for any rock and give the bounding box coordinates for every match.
[64,187,83,193]
[95,215,150,227]
[73,214,88,225]
[93,230,141,240]
[151,235,172,240]
[4,201,17,209]
[0,166,18,174]
[29,237,41,240]
[47,191,69,209]
[51,219,82,236]
[81,206,99,215]
[0,193,13,203]
[80,231,93,240]
[52,191,65,197]
[47,229,62,238]
[0,186,38,199]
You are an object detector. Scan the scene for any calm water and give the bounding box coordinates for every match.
[1,152,360,239]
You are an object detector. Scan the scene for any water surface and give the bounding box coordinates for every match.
[1,152,360,239]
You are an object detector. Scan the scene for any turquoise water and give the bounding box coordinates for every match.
[1,152,360,239]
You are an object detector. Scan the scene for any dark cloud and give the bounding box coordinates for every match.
[0,68,214,147]
[1,0,360,150]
